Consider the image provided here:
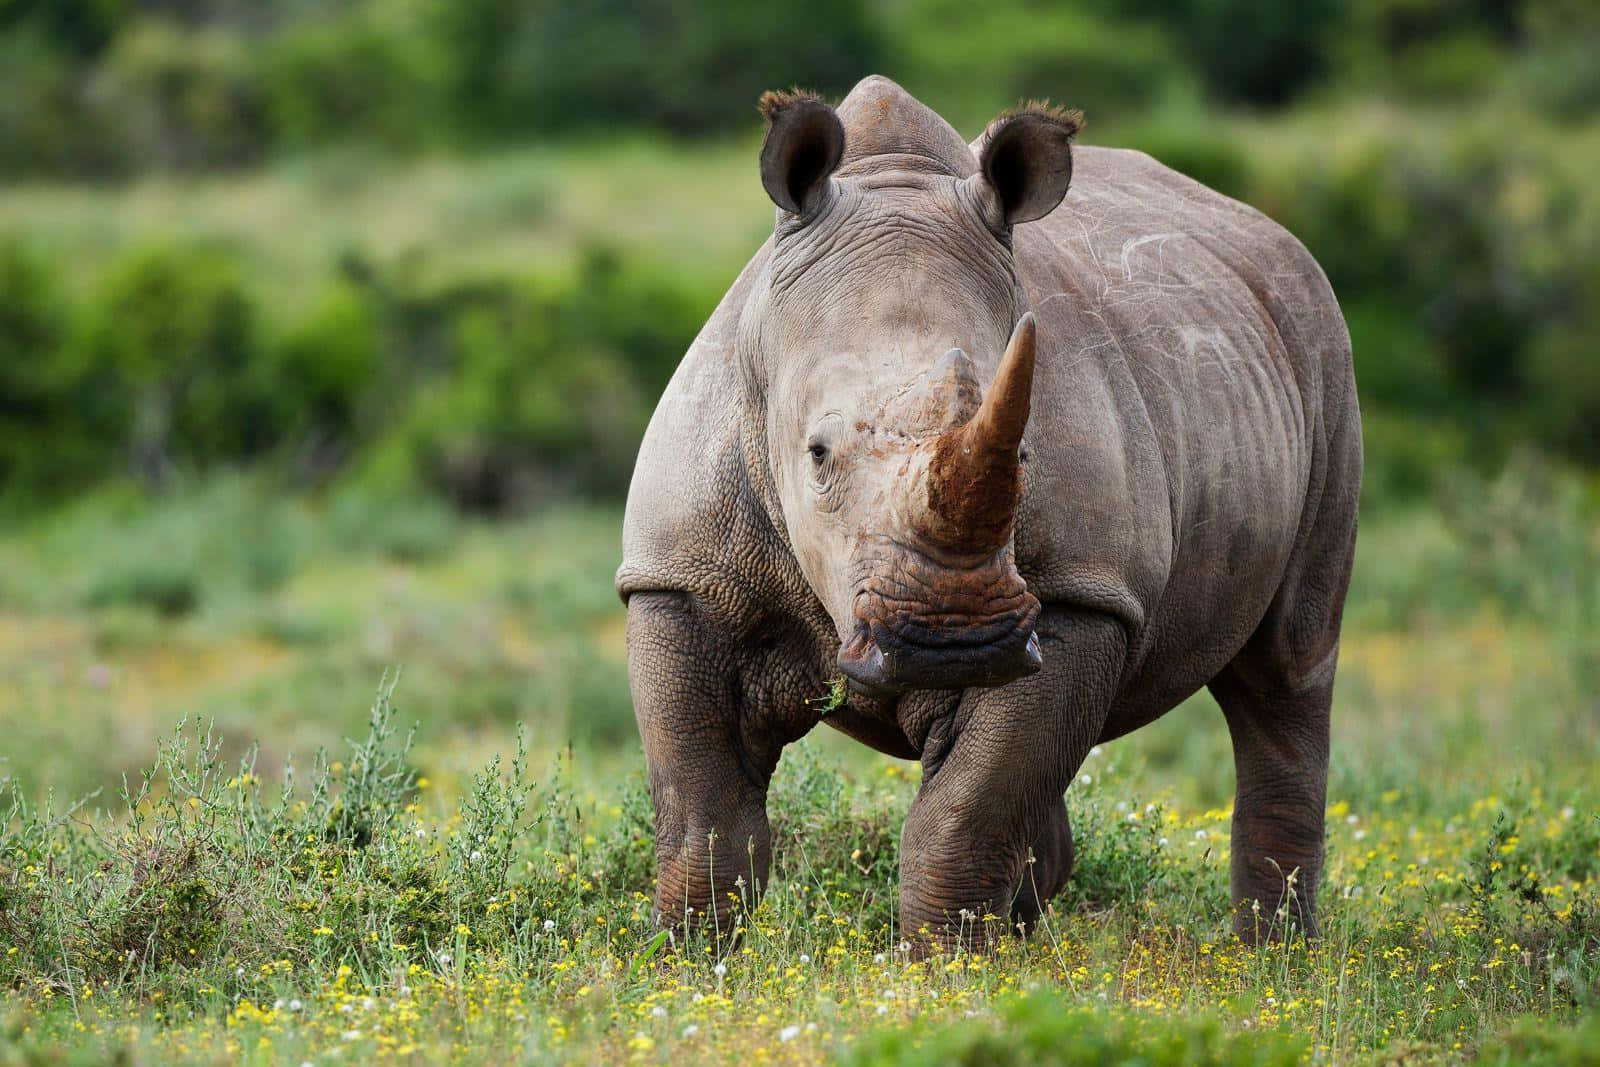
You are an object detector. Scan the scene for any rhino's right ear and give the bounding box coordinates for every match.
[758,89,845,216]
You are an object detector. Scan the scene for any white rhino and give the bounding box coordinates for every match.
[617,76,1360,949]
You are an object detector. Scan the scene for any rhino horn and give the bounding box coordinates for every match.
[925,313,1036,555]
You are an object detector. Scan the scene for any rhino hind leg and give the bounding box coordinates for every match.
[1010,797,1073,931]
[1211,396,1358,943]
[1209,661,1334,943]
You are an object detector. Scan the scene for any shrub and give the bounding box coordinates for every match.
[0,239,106,503]
[75,244,270,483]
[259,7,437,151]
[376,247,706,511]
[891,1,1197,132]
[1243,115,1600,472]
[86,18,271,172]
[83,559,201,617]
[431,0,885,137]
[0,0,128,61]
[0,28,129,177]
[1089,0,1344,106]
[269,280,382,482]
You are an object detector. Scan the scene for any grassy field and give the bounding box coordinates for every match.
[0,465,1596,1064]
[2,105,1599,1064]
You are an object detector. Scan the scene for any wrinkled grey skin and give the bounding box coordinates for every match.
[617,76,1360,949]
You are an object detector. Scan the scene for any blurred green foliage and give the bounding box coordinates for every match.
[1,0,1598,514]
[0,237,703,511]
[5,0,1595,171]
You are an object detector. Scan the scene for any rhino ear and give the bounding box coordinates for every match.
[758,89,845,216]
[970,104,1083,228]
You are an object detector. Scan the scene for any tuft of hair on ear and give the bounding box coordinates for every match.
[991,99,1085,139]
[758,87,827,125]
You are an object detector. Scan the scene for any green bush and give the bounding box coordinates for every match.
[259,6,437,151]
[0,28,128,177]
[889,1,1196,131]
[1092,0,1344,106]
[399,293,643,509]
[371,247,707,510]
[75,244,270,483]
[270,280,382,481]
[88,18,270,172]
[432,0,885,136]
[0,239,97,501]
[1241,116,1600,474]
[83,558,202,617]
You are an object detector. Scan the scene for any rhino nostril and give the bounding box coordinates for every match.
[1025,631,1043,669]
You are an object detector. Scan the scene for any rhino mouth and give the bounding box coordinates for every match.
[837,588,1042,694]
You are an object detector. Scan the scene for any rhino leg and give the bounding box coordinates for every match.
[1010,797,1073,931]
[627,592,820,938]
[898,608,1124,952]
[1210,383,1356,943]
[1210,665,1333,943]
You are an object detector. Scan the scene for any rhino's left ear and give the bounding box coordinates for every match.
[758,89,845,216]
[969,104,1083,229]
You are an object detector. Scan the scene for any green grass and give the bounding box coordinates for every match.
[0,469,1596,1063]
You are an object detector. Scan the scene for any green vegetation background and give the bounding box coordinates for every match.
[2,0,1599,1063]
[3,0,1600,510]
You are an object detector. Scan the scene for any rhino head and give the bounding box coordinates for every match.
[746,78,1081,694]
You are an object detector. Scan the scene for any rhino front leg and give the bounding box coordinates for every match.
[627,591,815,936]
[898,609,1124,951]
[1010,797,1073,932]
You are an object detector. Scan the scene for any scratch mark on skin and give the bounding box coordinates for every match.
[1119,233,1185,282]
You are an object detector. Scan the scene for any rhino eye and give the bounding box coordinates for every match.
[807,440,829,465]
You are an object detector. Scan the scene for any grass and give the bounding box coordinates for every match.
[0,466,1596,1063]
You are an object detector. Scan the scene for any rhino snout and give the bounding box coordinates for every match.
[837,583,1043,693]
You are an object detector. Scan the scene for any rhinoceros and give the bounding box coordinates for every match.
[617,75,1360,949]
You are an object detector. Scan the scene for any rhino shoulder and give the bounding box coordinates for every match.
[616,248,789,621]
[1070,145,1345,329]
